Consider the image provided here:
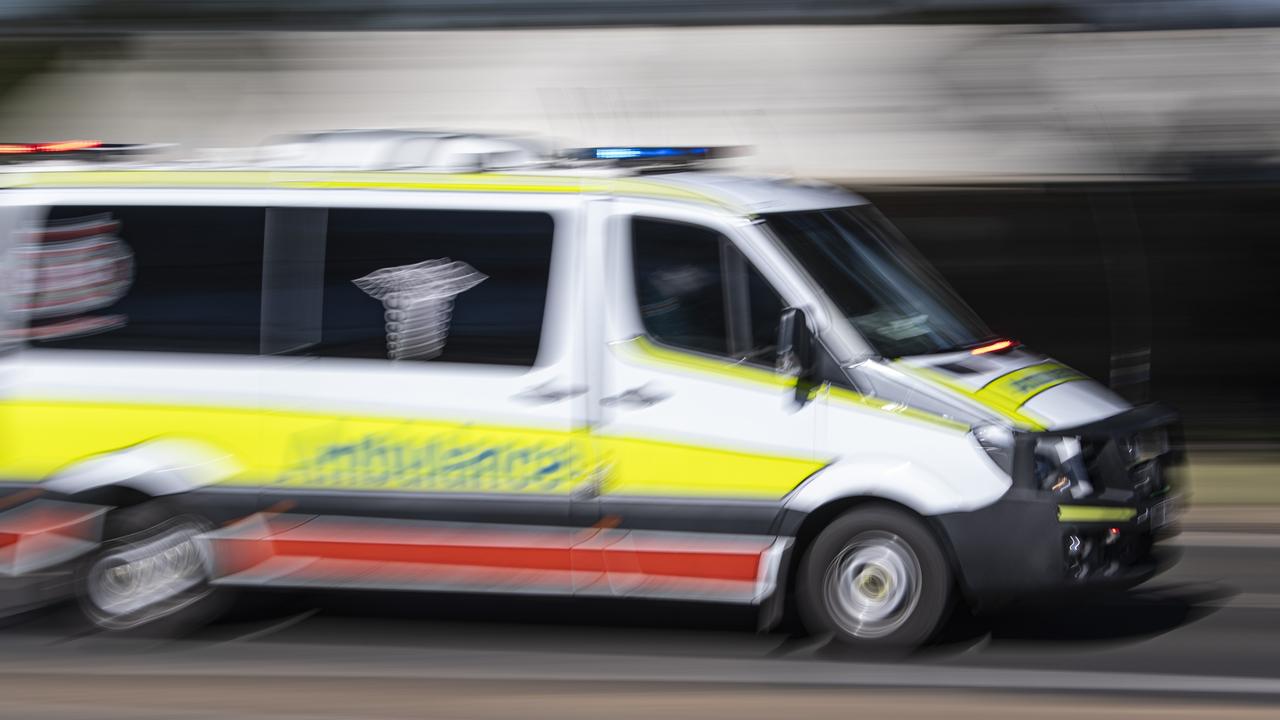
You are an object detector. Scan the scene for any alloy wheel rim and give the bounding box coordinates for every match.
[823,532,922,639]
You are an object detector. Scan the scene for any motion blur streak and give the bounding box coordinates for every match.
[0,680,1277,720]
[1,25,1278,180]
[0,1,1278,718]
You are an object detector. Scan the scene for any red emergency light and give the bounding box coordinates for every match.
[970,339,1016,355]
[0,140,103,155]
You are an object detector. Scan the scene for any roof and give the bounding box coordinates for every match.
[652,172,867,215]
[0,169,867,217]
[259,130,548,172]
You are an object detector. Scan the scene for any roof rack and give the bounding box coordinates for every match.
[258,130,551,172]
[262,131,749,174]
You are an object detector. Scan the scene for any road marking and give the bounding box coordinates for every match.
[1171,532,1280,548]
[7,643,1280,698]
[1211,593,1280,611]
[218,608,319,645]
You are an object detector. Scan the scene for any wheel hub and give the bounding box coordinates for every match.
[824,533,923,639]
[856,565,892,601]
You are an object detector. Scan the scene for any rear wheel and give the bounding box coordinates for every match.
[76,501,221,632]
[797,506,954,649]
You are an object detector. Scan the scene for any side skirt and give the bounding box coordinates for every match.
[203,513,791,605]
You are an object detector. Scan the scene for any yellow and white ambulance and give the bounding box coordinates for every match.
[0,133,1182,646]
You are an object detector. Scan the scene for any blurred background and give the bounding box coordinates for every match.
[4,1,1279,450]
[2,1,1280,718]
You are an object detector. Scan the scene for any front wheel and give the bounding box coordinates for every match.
[796,507,954,649]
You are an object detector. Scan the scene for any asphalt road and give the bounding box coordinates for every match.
[1,533,1278,718]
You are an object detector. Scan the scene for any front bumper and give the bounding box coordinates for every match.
[936,403,1184,609]
[936,487,1179,609]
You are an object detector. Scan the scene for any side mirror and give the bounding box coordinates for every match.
[776,307,817,402]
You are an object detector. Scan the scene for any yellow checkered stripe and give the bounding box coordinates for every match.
[894,360,1087,430]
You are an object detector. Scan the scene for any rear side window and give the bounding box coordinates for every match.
[23,205,555,366]
[28,206,265,354]
[631,217,784,364]
[313,208,554,366]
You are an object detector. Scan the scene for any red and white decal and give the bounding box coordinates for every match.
[0,499,107,576]
[204,514,789,604]
[13,213,133,340]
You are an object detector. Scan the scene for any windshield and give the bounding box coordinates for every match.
[764,206,996,358]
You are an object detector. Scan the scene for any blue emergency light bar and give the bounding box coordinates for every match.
[563,146,745,163]
[592,147,707,160]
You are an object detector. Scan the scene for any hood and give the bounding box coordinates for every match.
[894,347,1131,430]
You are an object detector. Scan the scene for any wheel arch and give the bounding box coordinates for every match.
[40,438,240,508]
[770,455,1008,615]
[769,494,971,631]
[784,497,955,583]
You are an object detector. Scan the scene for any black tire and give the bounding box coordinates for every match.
[796,506,954,650]
[75,500,225,633]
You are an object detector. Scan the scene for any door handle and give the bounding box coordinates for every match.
[600,384,671,408]
[571,465,609,501]
[512,381,587,404]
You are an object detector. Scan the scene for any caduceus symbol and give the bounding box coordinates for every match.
[352,258,487,360]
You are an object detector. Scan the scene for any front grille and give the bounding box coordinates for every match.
[1015,403,1184,506]
[1130,459,1165,502]
[1047,404,1184,582]
[1081,440,1171,501]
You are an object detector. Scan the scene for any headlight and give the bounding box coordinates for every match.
[1118,428,1169,466]
[972,425,1093,498]
[972,424,1014,476]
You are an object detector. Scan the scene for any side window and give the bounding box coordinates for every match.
[631,217,784,364]
[314,208,554,366]
[631,219,727,355]
[28,206,265,354]
[746,262,785,361]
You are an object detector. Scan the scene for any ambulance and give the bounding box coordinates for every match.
[0,132,1182,647]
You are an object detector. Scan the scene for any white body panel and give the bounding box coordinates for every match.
[797,403,1010,515]
[1023,380,1132,428]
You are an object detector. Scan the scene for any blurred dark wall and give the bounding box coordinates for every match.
[860,182,1280,445]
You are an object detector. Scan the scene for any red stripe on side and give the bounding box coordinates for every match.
[271,539,575,572]
[627,549,762,582]
[205,515,774,594]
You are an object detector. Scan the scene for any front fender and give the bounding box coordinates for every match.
[783,449,1009,518]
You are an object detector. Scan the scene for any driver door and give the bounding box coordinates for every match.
[585,205,822,601]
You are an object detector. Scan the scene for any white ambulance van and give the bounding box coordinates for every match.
[0,134,1182,647]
